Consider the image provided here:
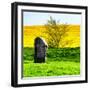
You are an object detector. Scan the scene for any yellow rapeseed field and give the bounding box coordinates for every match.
[23,25,80,48]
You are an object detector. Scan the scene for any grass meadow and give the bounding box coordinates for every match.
[23,47,80,77]
[23,25,80,77]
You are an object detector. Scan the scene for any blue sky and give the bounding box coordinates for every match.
[23,12,81,26]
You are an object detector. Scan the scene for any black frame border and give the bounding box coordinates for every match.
[11,2,88,87]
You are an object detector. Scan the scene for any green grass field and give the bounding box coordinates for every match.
[23,47,80,77]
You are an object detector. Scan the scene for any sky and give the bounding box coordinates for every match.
[23,11,81,26]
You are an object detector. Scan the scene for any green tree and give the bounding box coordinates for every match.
[45,16,69,48]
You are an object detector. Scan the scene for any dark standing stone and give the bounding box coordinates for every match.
[34,37,48,63]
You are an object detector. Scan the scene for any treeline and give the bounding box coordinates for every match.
[23,47,80,62]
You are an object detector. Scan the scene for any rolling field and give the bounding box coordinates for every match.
[23,47,80,77]
[23,25,80,48]
[23,24,80,77]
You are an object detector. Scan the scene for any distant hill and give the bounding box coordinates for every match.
[23,25,80,48]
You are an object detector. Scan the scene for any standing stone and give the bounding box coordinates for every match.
[34,37,48,63]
